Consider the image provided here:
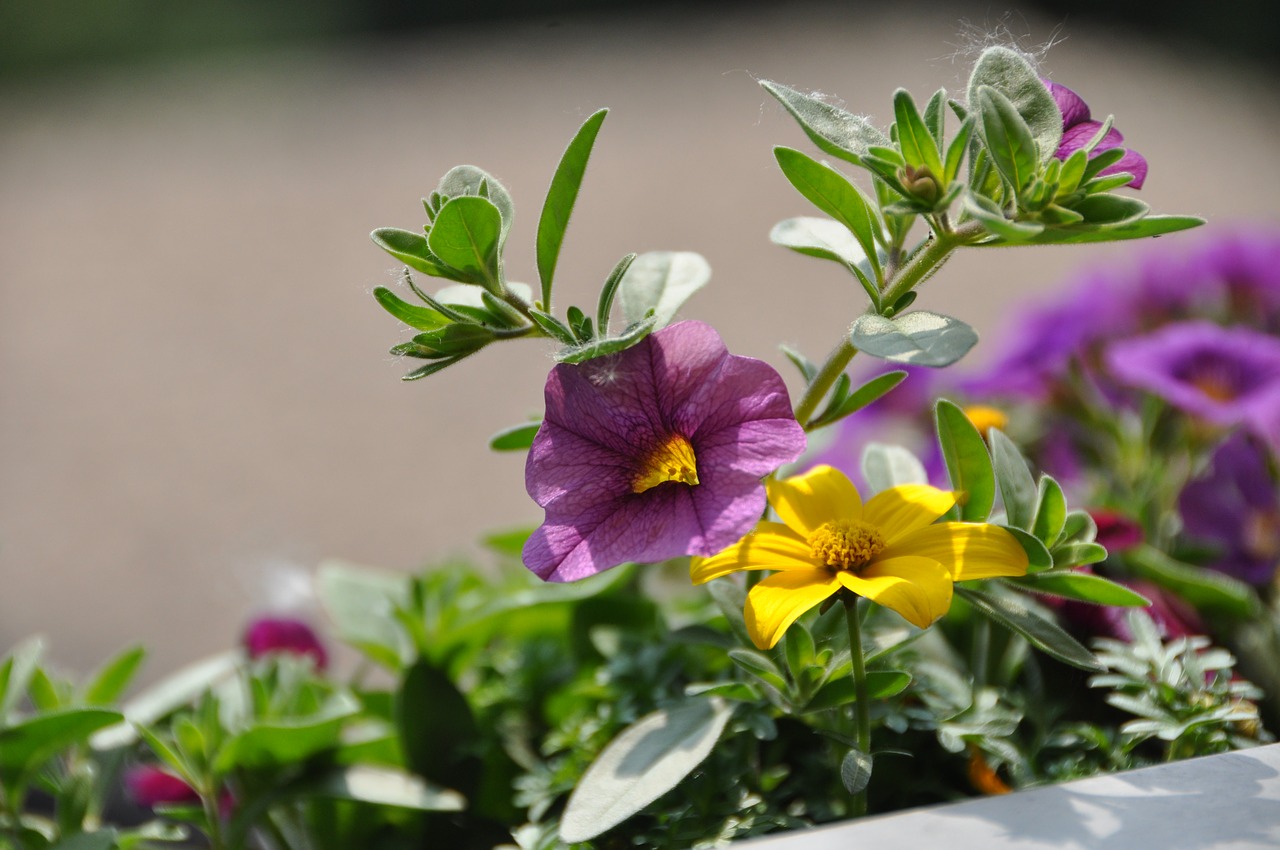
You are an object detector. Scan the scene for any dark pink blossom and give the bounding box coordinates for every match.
[1089,509,1144,552]
[1044,79,1147,189]
[523,321,805,582]
[243,616,328,670]
[125,765,200,807]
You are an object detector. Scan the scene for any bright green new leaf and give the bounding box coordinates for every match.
[1002,525,1054,572]
[989,428,1037,531]
[976,215,1205,246]
[1052,542,1109,568]
[1031,475,1068,546]
[370,228,451,277]
[489,422,540,452]
[975,85,1038,194]
[0,708,122,785]
[810,370,908,429]
[427,196,503,291]
[935,399,995,521]
[922,88,946,145]
[1013,573,1151,607]
[616,251,710,329]
[957,586,1103,672]
[760,81,890,164]
[82,645,146,707]
[1073,194,1150,227]
[850,311,979,367]
[373,287,448,331]
[774,147,884,284]
[537,109,608,308]
[215,694,360,773]
[893,88,944,178]
[560,698,734,843]
[596,253,637,336]
[436,165,515,250]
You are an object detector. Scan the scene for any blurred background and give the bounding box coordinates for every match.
[3,0,1278,680]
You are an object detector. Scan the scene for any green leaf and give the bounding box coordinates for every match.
[397,661,481,796]
[91,652,240,750]
[617,251,710,330]
[1002,526,1054,572]
[989,428,1037,531]
[922,88,946,145]
[966,47,1062,164]
[313,765,465,811]
[1012,573,1150,607]
[1125,544,1262,619]
[780,344,818,383]
[964,192,1044,241]
[975,85,1038,193]
[401,357,467,381]
[760,81,890,164]
[215,693,360,773]
[0,709,121,785]
[403,324,494,359]
[559,698,734,843]
[488,422,540,452]
[373,287,448,331]
[770,216,869,268]
[527,308,579,346]
[49,831,118,850]
[728,648,788,694]
[596,252,637,336]
[774,147,883,284]
[956,586,1103,672]
[1,637,44,725]
[810,370,907,428]
[935,399,996,522]
[566,305,592,342]
[861,443,927,494]
[370,228,451,277]
[893,88,943,178]
[315,561,411,670]
[1060,510,1098,544]
[850,311,979,367]
[803,671,911,713]
[27,668,63,713]
[1031,475,1067,546]
[1072,194,1150,227]
[436,165,514,250]
[82,645,146,707]
[427,196,503,291]
[536,109,608,308]
[943,116,976,184]
[1052,542,1109,568]
[975,215,1205,246]
[840,748,873,795]
[553,315,657,364]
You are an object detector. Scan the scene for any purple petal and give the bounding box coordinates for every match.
[524,421,635,513]
[1043,79,1090,129]
[1058,122,1147,189]
[243,617,327,669]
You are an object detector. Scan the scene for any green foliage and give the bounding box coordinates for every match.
[849,311,979,368]
[537,109,609,309]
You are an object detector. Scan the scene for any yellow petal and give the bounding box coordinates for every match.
[766,465,862,536]
[862,484,957,544]
[690,523,816,584]
[744,569,841,650]
[837,556,953,629]
[882,523,1028,580]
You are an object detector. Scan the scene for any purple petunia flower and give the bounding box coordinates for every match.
[1179,434,1280,586]
[243,616,328,670]
[1043,79,1148,189]
[125,766,200,807]
[523,320,806,582]
[1105,321,1280,449]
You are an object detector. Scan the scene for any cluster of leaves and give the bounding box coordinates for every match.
[763,47,1201,425]
[370,110,709,385]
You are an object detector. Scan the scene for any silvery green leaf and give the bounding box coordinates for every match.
[850,311,979,367]
[370,228,452,277]
[560,698,734,843]
[935,399,995,522]
[966,47,1062,164]
[976,215,1204,246]
[1073,194,1150,226]
[957,586,1103,672]
[988,428,1037,532]
[553,316,657,364]
[537,109,608,307]
[427,196,503,291]
[617,251,710,329]
[1031,475,1067,546]
[760,80,889,163]
[975,85,1039,194]
[840,748,873,795]
[437,165,515,251]
[770,216,869,267]
[861,443,927,494]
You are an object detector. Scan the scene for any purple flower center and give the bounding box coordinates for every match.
[632,433,700,493]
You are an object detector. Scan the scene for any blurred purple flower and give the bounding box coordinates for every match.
[1179,434,1280,586]
[125,766,199,808]
[523,321,805,582]
[1044,79,1147,189]
[243,616,328,670]
[1105,321,1280,449]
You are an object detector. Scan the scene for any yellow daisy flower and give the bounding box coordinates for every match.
[690,465,1029,649]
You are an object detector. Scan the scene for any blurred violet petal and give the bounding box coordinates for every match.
[125,766,200,808]
[523,321,805,582]
[243,616,328,670]
[1179,434,1280,586]
[1043,78,1146,189]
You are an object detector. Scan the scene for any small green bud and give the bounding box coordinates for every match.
[899,164,942,205]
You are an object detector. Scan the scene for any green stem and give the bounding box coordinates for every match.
[794,337,859,427]
[202,792,227,850]
[843,597,871,818]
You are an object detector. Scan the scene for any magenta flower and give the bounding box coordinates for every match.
[243,616,328,670]
[1089,509,1144,552]
[1044,79,1147,189]
[523,320,806,582]
[1179,434,1280,586]
[1105,321,1280,449]
[125,765,200,807]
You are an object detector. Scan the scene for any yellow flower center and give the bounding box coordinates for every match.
[807,520,886,570]
[1192,375,1238,403]
[632,433,700,494]
[963,404,1008,436]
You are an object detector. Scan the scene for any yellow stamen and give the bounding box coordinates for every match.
[632,433,700,494]
[963,404,1008,436]
[807,520,885,570]
[1192,375,1237,403]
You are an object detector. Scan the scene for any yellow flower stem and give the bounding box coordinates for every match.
[843,595,871,818]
